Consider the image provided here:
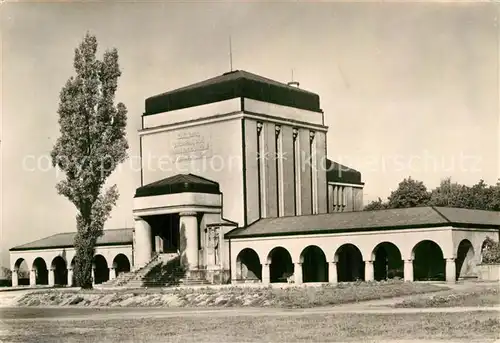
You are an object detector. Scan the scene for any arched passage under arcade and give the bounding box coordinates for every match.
[412,240,445,281]
[93,255,109,284]
[268,247,293,283]
[32,257,48,285]
[372,242,403,280]
[335,244,364,282]
[236,248,261,281]
[300,245,328,282]
[456,239,475,280]
[14,258,30,286]
[51,256,67,286]
[113,254,131,277]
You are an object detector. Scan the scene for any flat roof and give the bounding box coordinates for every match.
[144,70,322,115]
[226,207,500,238]
[10,228,133,252]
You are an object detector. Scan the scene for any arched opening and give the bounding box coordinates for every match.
[372,242,403,280]
[335,244,364,282]
[93,255,109,284]
[32,257,48,285]
[480,237,497,264]
[14,258,30,286]
[236,248,261,281]
[51,256,67,286]
[268,247,293,283]
[300,245,328,282]
[456,239,475,280]
[412,240,445,281]
[113,254,131,277]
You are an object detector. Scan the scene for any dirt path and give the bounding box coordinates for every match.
[2,304,499,323]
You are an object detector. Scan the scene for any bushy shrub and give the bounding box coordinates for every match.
[481,237,500,264]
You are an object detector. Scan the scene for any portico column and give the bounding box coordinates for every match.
[446,258,456,284]
[134,217,153,269]
[109,267,116,280]
[294,263,303,284]
[67,268,73,287]
[48,268,55,287]
[11,270,18,287]
[364,260,374,282]
[262,263,270,284]
[404,259,414,282]
[91,267,96,285]
[29,269,36,286]
[179,211,199,269]
[328,262,338,284]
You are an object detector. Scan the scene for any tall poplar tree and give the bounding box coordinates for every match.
[51,33,128,288]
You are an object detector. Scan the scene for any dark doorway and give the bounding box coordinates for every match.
[301,245,328,282]
[93,255,109,284]
[336,244,364,282]
[373,242,403,280]
[51,256,68,286]
[147,213,180,253]
[113,254,131,277]
[412,240,445,281]
[33,257,48,285]
[268,247,293,283]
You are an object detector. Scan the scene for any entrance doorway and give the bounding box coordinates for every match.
[147,213,180,253]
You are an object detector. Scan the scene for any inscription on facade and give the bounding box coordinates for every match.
[171,130,212,162]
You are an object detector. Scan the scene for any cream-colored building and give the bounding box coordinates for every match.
[10,70,500,287]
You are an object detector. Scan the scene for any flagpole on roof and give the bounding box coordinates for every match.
[229,35,233,72]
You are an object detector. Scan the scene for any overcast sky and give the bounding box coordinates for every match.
[1,2,498,269]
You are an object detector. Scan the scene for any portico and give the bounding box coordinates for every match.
[132,173,236,280]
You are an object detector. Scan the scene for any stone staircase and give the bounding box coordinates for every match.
[122,253,180,288]
[179,274,212,286]
[99,253,216,288]
[99,253,171,288]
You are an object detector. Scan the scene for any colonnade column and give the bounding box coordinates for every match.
[11,270,18,287]
[29,269,36,286]
[446,258,456,284]
[179,211,199,269]
[364,260,374,282]
[134,217,153,269]
[48,268,55,287]
[404,259,414,282]
[91,266,96,285]
[262,263,270,285]
[294,263,303,284]
[67,268,73,287]
[109,267,116,280]
[328,261,338,284]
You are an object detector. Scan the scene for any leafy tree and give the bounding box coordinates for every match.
[1,267,11,280]
[364,176,500,211]
[428,178,470,207]
[363,197,388,211]
[1,267,29,280]
[51,33,128,289]
[387,177,431,209]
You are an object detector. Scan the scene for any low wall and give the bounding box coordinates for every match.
[477,264,500,281]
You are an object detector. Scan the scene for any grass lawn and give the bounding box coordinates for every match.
[17,280,446,308]
[1,311,499,342]
[395,285,499,308]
